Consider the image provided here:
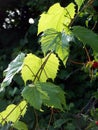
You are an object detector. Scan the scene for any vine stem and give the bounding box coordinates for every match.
[47,108,54,130]
[83,46,91,62]
[33,109,40,130]
[33,51,52,83]
[69,0,94,27]
[69,59,85,65]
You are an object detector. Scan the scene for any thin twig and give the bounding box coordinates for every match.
[83,46,91,62]
[92,21,97,31]
[69,59,85,65]
[64,68,80,81]
[69,0,94,27]
[24,64,39,81]
[33,109,40,130]
[47,108,54,130]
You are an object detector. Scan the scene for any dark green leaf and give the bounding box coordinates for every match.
[72,26,98,52]
[54,119,66,128]
[22,84,42,110]
[36,82,66,111]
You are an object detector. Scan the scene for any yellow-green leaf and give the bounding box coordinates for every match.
[38,3,75,34]
[0,100,27,125]
[21,53,59,84]
[75,0,85,11]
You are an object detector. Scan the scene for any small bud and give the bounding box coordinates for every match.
[95,121,98,125]
[92,61,98,69]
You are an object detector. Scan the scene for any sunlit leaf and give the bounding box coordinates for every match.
[40,29,72,65]
[1,53,25,88]
[21,53,59,84]
[0,100,27,125]
[75,0,85,11]
[72,26,98,52]
[38,3,75,34]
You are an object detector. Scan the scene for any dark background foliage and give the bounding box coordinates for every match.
[0,0,98,129]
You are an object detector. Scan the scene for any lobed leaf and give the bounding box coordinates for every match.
[0,100,27,125]
[1,53,25,88]
[21,53,59,84]
[22,84,43,110]
[40,29,72,65]
[36,82,66,111]
[22,82,66,111]
[38,3,75,34]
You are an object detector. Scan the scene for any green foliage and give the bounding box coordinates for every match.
[21,53,59,84]
[1,53,25,88]
[22,82,66,111]
[38,2,75,34]
[1,0,98,129]
[40,28,71,65]
[72,26,98,52]
[0,100,27,125]
[54,119,66,128]
[13,121,28,130]
[22,84,43,110]
[75,0,86,11]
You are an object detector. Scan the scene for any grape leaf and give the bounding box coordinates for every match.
[1,53,25,88]
[72,26,98,52]
[36,82,66,111]
[38,3,75,34]
[22,84,43,110]
[21,53,59,84]
[75,0,85,11]
[0,100,27,125]
[22,82,66,111]
[40,29,72,65]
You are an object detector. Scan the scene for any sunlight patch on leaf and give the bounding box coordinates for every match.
[21,53,59,84]
[40,29,73,65]
[0,100,27,125]
[75,0,85,11]
[38,3,75,34]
